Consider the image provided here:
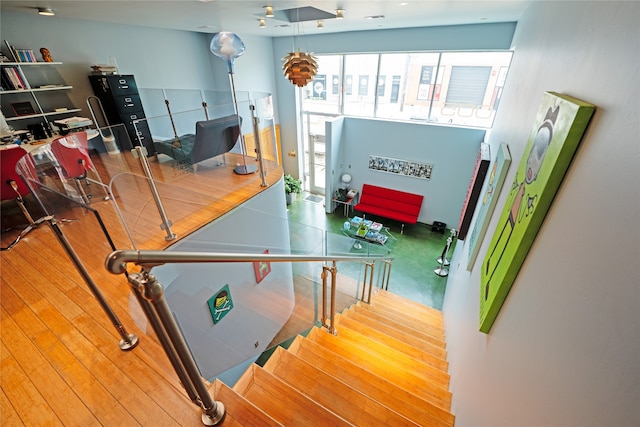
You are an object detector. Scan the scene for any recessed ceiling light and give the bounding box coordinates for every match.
[335,9,344,19]
[317,20,324,29]
[365,15,385,20]
[259,19,266,28]
[38,7,55,16]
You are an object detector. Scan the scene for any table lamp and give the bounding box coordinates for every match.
[341,173,352,190]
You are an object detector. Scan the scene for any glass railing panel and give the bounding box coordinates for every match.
[136,201,380,383]
[15,142,125,277]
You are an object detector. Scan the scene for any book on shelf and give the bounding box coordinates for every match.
[370,222,382,232]
[15,49,37,63]
[3,40,37,63]
[1,67,28,90]
[363,219,373,227]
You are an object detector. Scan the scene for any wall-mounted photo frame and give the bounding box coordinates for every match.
[253,249,271,284]
[11,101,36,116]
[369,155,433,180]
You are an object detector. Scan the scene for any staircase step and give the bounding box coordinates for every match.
[306,327,452,410]
[264,346,419,426]
[233,364,352,426]
[356,302,446,346]
[288,336,454,425]
[344,306,447,360]
[335,313,448,372]
[372,289,445,326]
[329,318,450,389]
[366,298,444,332]
[211,379,282,426]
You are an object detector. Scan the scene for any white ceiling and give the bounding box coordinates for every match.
[1,1,531,37]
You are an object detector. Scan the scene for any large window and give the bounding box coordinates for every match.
[302,51,513,128]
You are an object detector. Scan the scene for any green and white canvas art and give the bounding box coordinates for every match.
[479,92,595,333]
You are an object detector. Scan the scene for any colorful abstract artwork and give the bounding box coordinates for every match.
[253,249,271,284]
[479,92,595,333]
[466,143,511,270]
[208,284,234,325]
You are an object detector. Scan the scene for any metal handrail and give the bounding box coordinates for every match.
[106,249,392,425]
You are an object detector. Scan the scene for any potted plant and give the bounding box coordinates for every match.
[284,174,302,204]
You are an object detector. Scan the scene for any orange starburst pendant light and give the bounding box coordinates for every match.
[282,49,318,87]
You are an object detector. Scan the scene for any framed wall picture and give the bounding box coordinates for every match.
[457,143,491,240]
[479,92,595,333]
[11,101,36,116]
[466,142,511,270]
[369,154,433,180]
[253,249,271,284]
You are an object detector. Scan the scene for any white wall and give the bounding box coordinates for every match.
[329,117,486,226]
[442,2,640,426]
[1,13,277,124]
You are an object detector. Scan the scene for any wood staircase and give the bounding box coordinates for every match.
[208,289,454,426]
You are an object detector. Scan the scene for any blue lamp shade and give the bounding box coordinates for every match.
[210,32,245,74]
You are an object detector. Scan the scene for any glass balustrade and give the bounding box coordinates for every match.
[14,91,394,388]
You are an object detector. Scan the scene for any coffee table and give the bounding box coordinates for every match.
[341,216,396,252]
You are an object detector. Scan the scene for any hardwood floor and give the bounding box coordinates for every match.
[1,150,283,426]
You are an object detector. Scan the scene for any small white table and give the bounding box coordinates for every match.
[332,189,359,216]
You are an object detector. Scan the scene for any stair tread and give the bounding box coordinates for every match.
[233,364,352,426]
[264,347,419,427]
[368,298,444,330]
[330,319,450,389]
[346,306,447,359]
[370,289,444,327]
[336,313,448,371]
[372,290,445,325]
[356,302,447,346]
[212,379,282,426]
[288,336,454,425]
[306,327,452,409]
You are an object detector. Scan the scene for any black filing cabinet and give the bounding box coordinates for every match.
[88,74,155,155]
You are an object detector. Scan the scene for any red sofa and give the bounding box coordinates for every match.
[354,184,424,233]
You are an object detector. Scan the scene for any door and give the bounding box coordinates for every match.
[302,113,328,194]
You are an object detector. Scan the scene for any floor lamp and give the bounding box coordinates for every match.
[210,32,257,175]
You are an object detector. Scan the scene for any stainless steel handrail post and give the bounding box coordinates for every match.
[250,104,268,187]
[128,269,225,426]
[133,145,177,241]
[381,259,393,291]
[48,217,139,351]
[361,261,376,303]
[329,260,337,335]
[127,271,200,404]
[320,265,329,329]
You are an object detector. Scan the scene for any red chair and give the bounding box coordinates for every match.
[50,131,106,204]
[0,145,47,250]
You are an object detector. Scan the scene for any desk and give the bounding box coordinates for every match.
[332,189,359,216]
